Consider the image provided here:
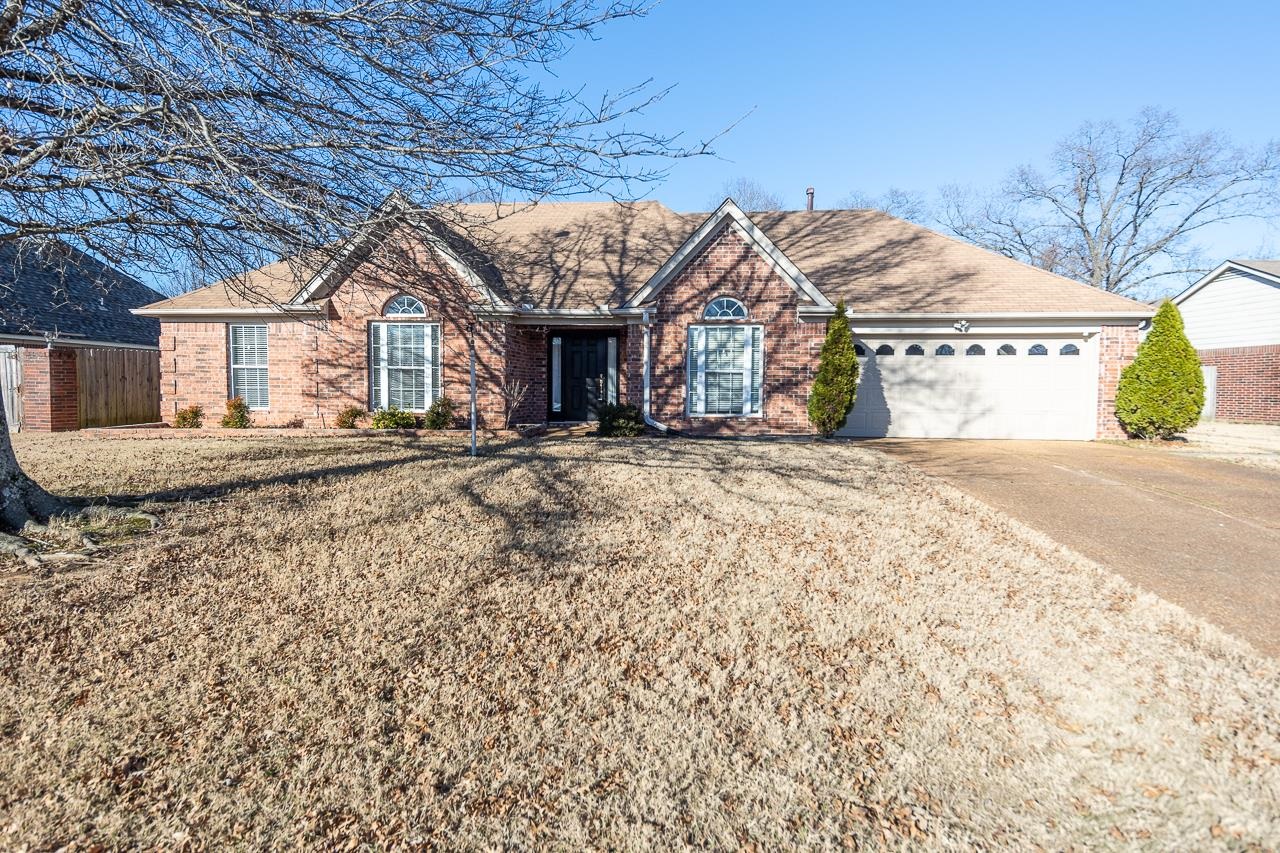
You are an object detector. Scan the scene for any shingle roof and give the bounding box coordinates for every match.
[137,255,326,311]
[746,209,1148,314]
[140,200,1151,316]
[0,240,163,347]
[1231,259,1280,279]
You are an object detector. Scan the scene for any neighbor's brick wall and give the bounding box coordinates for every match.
[161,228,515,428]
[18,345,78,432]
[625,225,826,435]
[1096,324,1141,439]
[1197,344,1280,424]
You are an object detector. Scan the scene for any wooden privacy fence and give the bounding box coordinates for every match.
[77,347,160,428]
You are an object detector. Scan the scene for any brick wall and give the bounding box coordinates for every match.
[162,229,515,428]
[1198,344,1280,424]
[18,345,78,432]
[624,224,826,435]
[1096,324,1141,439]
[505,326,548,425]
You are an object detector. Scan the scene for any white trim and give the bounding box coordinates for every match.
[228,324,270,410]
[625,198,835,310]
[132,305,325,319]
[606,336,618,404]
[290,192,510,309]
[0,333,159,351]
[843,310,1154,321]
[550,336,562,413]
[686,323,764,418]
[369,320,441,413]
[1172,260,1280,306]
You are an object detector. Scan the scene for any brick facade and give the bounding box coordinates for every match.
[162,231,520,428]
[17,345,79,432]
[156,225,1145,439]
[623,225,827,434]
[1095,324,1141,439]
[1196,344,1280,424]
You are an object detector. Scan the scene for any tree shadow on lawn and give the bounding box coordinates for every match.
[72,435,887,573]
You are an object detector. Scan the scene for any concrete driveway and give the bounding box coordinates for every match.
[871,439,1280,657]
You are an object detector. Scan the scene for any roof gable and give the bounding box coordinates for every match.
[1173,259,1280,305]
[623,199,834,309]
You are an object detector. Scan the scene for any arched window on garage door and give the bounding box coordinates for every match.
[1028,344,1048,356]
[965,344,985,356]
[875,344,894,356]
[1060,343,1080,356]
[997,344,1017,356]
[854,343,867,357]
[935,344,955,356]
[905,344,925,356]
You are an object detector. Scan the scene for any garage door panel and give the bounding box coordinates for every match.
[838,337,1094,440]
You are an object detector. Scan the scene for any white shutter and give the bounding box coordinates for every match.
[429,324,441,404]
[370,322,385,409]
[740,326,752,415]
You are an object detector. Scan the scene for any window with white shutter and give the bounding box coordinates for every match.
[687,324,763,416]
[370,322,440,412]
[229,324,269,409]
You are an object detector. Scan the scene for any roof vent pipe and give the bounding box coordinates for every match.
[806,187,814,211]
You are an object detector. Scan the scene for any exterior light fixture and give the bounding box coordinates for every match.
[953,320,970,333]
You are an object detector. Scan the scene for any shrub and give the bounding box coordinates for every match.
[423,395,456,430]
[1115,300,1204,439]
[371,407,419,429]
[221,396,253,429]
[173,404,204,429]
[596,403,645,437]
[335,406,365,429]
[807,300,860,436]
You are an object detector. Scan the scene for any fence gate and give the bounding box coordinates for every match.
[0,345,21,432]
[76,347,161,428]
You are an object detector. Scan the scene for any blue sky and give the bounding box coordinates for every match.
[549,0,1280,272]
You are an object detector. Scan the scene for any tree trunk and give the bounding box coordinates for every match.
[0,390,67,530]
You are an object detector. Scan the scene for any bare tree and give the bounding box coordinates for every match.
[941,108,1280,295]
[0,0,704,556]
[707,177,784,212]
[838,187,929,223]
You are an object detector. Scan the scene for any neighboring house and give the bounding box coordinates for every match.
[1,240,163,432]
[135,196,1151,439]
[1172,260,1280,424]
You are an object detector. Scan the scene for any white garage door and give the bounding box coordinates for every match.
[837,337,1097,440]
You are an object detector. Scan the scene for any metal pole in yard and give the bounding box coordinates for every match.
[469,325,477,458]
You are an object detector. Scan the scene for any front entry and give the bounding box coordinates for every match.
[549,333,618,421]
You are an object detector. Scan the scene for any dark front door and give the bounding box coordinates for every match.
[564,336,607,421]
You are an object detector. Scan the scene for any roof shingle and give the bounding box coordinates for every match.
[140,200,1151,317]
[0,240,163,347]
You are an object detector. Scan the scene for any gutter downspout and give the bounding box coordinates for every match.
[640,309,668,433]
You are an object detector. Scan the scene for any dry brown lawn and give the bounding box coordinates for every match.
[1,433,1278,849]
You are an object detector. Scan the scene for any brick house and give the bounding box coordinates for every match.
[135,196,1152,438]
[1,240,162,432]
[1172,260,1280,424]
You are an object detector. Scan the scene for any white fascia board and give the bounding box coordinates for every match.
[471,306,639,326]
[0,333,160,350]
[846,310,1152,322]
[625,198,834,309]
[852,325,1103,337]
[291,192,411,305]
[132,305,325,319]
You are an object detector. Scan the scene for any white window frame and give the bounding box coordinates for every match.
[686,324,764,418]
[228,324,269,410]
[550,336,562,413]
[369,321,440,413]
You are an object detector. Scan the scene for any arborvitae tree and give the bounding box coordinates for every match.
[1115,300,1204,438]
[807,301,860,436]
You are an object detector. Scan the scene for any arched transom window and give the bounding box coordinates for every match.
[385,294,426,316]
[704,297,746,320]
